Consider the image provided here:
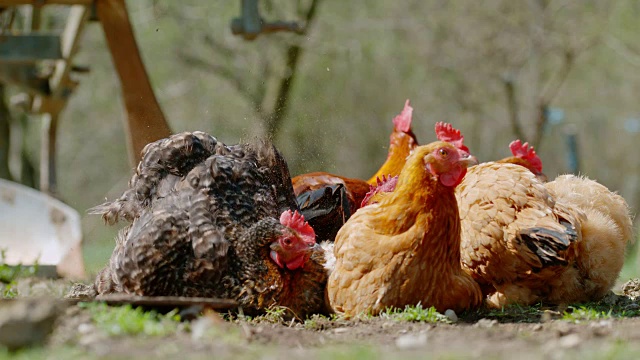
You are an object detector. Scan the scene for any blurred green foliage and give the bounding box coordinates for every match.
[78,302,181,336]
[0,249,39,298]
[380,304,452,323]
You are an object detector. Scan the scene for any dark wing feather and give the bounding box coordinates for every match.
[298,184,351,242]
[516,219,579,268]
[113,190,230,297]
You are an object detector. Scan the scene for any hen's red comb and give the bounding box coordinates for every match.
[434,122,470,153]
[361,175,399,207]
[392,99,413,133]
[509,140,543,173]
[280,210,316,245]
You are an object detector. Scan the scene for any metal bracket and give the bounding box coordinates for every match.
[231,0,303,40]
[0,34,62,62]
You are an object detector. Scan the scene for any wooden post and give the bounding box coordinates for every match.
[33,5,89,195]
[39,112,59,194]
[96,0,172,165]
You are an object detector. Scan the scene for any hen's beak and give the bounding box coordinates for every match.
[458,153,479,168]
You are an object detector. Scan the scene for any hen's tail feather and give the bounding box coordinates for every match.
[298,184,346,218]
[517,220,579,268]
[298,184,351,242]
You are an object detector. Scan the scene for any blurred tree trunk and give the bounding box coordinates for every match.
[264,0,320,138]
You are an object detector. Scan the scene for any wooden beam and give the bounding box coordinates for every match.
[30,5,89,110]
[0,34,62,62]
[49,5,89,94]
[0,0,93,5]
[96,0,172,165]
[30,2,42,30]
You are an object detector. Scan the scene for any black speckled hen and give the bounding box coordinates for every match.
[91,132,328,318]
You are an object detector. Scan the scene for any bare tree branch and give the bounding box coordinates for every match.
[202,34,236,59]
[179,0,322,139]
[264,0,321,138]
[502,74,526,141]
[540,49,575,104]
[178,51,255,104]
[251,56,271,116]
[300,0,320,32]
[529,49,575,149]
[0,84,12,181]
[606,35,640,68]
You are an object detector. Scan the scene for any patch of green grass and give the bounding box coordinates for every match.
[562,306,612,323]
[380,304,451,323]
[303,316,322,330]
[78,302,181,336]
[252,306,289,324]
[486,303,544,316]
[303,313,348,330]
[477,303,546,323]
[560,299,640,323]
[467,295,640,324]
[0,249,39,298]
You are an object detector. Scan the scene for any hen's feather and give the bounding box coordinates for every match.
[297,184,351,242]
[458,163,583,280]
[542,174,634,303]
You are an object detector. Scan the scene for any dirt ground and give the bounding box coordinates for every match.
[5,278,640,359]
[48,308,640,360]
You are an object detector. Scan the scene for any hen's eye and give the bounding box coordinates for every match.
[439,149,448,157]
[283,238,292,246]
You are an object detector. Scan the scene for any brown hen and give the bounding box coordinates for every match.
[327,133,481,316]
[439,127,634,307]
